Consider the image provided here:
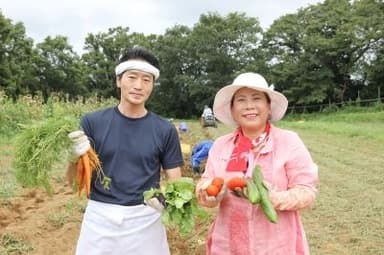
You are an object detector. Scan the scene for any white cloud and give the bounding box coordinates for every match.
[1,0,323,53]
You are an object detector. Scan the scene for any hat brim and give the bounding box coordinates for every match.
[213,84,288,127]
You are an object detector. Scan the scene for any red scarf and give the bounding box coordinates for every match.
[226,123,270,172]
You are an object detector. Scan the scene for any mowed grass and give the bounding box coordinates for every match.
[1,109,383,254]
[279,111,384,255]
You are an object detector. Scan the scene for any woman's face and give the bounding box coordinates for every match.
[231,87,271,131]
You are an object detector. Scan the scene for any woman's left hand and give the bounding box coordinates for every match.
[266,183,316,211]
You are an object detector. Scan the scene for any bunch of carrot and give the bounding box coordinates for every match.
[75,148,111,197]
[75,148,97,197]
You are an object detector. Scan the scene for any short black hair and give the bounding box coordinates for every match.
[118,47,160,70]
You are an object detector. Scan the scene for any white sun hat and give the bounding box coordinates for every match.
[213,72,288,127]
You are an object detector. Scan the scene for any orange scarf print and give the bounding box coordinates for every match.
[226,122,270,172]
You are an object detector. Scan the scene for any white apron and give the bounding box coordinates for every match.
[75,200,170,255]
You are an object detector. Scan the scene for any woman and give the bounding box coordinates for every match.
[196,72,318,255]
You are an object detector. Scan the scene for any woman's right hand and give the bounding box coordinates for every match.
[196,178,227,208]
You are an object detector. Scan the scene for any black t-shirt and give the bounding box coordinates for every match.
[81,107,184,206]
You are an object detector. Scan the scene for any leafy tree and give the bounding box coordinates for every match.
[352,0,384,100]
[149,25,194,118]
[1,2,383,114]
[149,12,264,118]
[34,36,85,102]
[0,11,35,100]
[188,12,263,111]
[263,0,383,106]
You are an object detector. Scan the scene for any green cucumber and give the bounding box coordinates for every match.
[252,165,278,223]
[246,179,260,204]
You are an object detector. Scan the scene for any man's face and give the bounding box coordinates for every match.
[116,69,154,106]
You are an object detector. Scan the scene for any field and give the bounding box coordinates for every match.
[0,104,383,254]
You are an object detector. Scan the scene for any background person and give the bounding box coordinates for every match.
[191,140,213,176]
[201,105,217,127]
[67,47,183,255]
[178,121,188,132]
[201,105,213,118]
[196,72,318,255]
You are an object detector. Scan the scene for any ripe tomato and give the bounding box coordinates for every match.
[227,177,247,191]
[206,184,220,197]
[211,177,224,190]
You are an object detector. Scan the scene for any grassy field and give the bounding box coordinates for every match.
[0,104,383,254]
[279,111,384,255]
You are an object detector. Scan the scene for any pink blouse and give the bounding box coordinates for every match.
[202,125,318,255]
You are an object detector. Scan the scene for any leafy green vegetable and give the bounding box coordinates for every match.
[143,177,208,237]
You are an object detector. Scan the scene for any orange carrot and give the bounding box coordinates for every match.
[75,148,107,197]
[81,153,91,197]
[76,157,85,196]
[87,148,101,170]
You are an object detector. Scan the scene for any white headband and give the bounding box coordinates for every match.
[115,60,160,80]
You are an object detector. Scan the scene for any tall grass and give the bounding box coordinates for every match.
[0,93,117,137]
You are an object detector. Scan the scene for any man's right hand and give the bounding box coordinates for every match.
[68,130,91,157]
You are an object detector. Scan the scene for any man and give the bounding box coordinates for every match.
[201,105,213,118]
[201,105,217,127]
[67,47,183,255]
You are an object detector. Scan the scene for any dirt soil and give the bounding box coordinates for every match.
[0,184,83,255]
[0,123,218,255]
[0,179,212,255]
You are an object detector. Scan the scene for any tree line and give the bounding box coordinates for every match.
[0,0,383,118]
